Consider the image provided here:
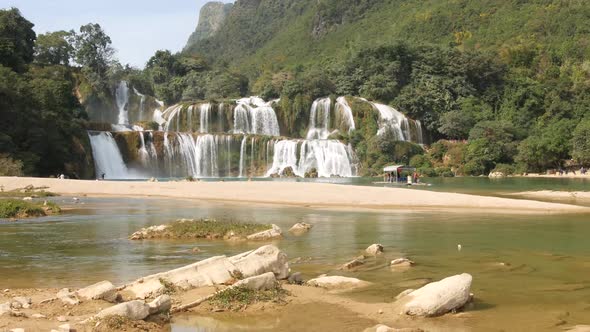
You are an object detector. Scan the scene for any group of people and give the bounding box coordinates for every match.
[556,167,587,175]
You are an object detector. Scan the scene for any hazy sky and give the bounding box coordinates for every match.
[0,0,232,68]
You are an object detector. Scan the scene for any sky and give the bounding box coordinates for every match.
[0,0,232,68]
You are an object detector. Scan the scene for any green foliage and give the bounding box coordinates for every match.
[516,119,576,172]
[0,154,23,176]
[34,31,75,66]
[73,23,114,91]
[492,163,516,176]
[164,218,272,239]
[209,284,289,311]
[0,8,36,73]
[0,199,60,219]
[572,118,590,165]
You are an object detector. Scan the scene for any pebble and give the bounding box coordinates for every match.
[32,313,47,319]
[57,315,68,322]
[378,309,384,314]
[3,289,9,293]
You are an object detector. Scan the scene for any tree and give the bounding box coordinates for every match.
[572,119,590,165]
[73,23,115,89]
[35,31,75,66]
[516,118,575,171]
[0,8,36,72]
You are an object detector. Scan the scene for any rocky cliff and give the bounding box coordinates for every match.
[184,1,233,51]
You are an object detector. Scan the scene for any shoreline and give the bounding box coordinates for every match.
[1,177,588,214]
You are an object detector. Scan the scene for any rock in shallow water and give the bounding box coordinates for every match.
[289,222,313,235]
[365,244,384,256]
[307,276,369,290]
[247,224,282,241]
[390,258,415,268]
[401,273,473,317]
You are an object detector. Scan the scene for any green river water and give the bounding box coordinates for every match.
[1,177,589,331]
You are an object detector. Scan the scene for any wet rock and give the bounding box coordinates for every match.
[233,272,277,291]
[364,325,424,332]
[395,289,415,300]
[391,258,415,268]
[129,225,169,240]
[77,280,118,303]
[147,295,172,315]
[124,245,289,299]
[192,247,201,253]
[488,171,506,178]
[96,300,150,320]
[402,273,473,317]
[57,288,79,306]
[246,224,282,241]
[341,258,364,270]
[289,222,313,235]
[307,276,369,290]
[304,168,318,178]
[288,272,304,285]
[365,244,384,256]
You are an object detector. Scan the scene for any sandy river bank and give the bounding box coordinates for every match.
[1,177,588,214]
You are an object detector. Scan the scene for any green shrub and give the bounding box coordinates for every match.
[492,163,516,175]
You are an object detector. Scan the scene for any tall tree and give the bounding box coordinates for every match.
[34,30,75,66]
[73,23,114,90]
[0,8,36,72]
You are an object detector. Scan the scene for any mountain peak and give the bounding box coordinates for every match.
[184,1,233,51]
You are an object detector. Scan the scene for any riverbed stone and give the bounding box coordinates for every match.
[147,295,172,315]
[289,222,313,235]
[341,258,365,270]
[0,302,11,316]
[364,325,424,332]
[401,273,473,317]
[57,288,79,306]
[9,328,24,332]
[96,300,151,320]
[365,244,384,256]
[31,313,46,319]
[11,297,31,309]
[307,276,369,290]
[77,280,118,302]
[233,272,277,291]
[288,272,304,285]
[390,258,415,268]
[57,323,72,332]
[246,224,282,241]
[395,289,415,300]
[57,315,68,322]
[123,245,289,299]
[129,224,169,240]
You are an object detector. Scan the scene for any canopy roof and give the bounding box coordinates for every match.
[383,165,405,172]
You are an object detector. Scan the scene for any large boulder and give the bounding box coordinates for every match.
[401,273,472,317]
[232,272,277,291]
[147,295,172,315]
[365,244,384,256]
[77,280,118,302]
[307,276,369,290]
[246,224,282,241]
[289,222,312,235]
[96,300,151,320]
[57,288,79,306]
[123,245,289,299]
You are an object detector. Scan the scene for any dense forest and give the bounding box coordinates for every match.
[2,0,590,178]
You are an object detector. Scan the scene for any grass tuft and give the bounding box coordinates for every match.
[209,284,289,311]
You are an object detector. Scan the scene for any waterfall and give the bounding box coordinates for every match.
[372,102,411,140]
[335,97,355,133]
[88,132,129,179]
[238,136,247,178]
[307,98,332,139]
[134,88,146,122]
[116,81,129,125]
[265,139,355,178]
[199,103,211,133]
[138,132,158,171]
[234,98,280,136]
[415,120,424,145]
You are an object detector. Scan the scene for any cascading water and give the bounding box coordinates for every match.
[266,139,356,178]
[307,98,332,139]
[238,136,247,177]
[370,102,425,143]
[88,132,129,179]
[116,81,129,125]
[234,98,280,136]
[335,97,355,133]
[199,104,211,133]
[134,88,146,122]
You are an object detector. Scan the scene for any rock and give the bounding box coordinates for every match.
[22,197,33,201]
[77,280,118,302]
[233,272,277,291]
[58,324,72,332]
[341,258,364,270]
[57,288,79,306]
[10,296,31,309]
[147,295,172,315]
[289,223,313,235]
[123,245,289,299]
[129,224,169,240]
[9,329,25,332]
[488,171,506,178]
[246,224,282,241]
[395,289,415,300]
[307,276,369,290]
[402,273,473,317]
[96,300,150,320]
[0,302,11,316]
[365,244,384,256]
[363,325,424,332]
[57,315,68,322]
[31,313,46,319]
[390,258,415,268]
[566,326,590,332]
[288,272,304,285]
[192,247,201,253]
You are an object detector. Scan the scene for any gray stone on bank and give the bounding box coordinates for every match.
[76,280,118,303]
[56,288,79,306]
[401,273,473,317]
[364,325,424,332]
[233,272,277,291]
[147,295,172,315]
[96,300,151,320]
[246,224,282,241]
[288,272,304,285]
[11,297,31,309]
